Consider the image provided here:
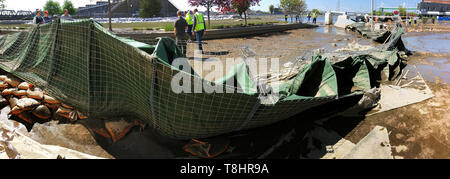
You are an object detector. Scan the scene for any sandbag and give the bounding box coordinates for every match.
[5,77,21,87]
[2,88,16,96]
[18,112,34,124]
[61,103,74,110]
[44,95,60,104]
[10,106,23,115]
[9,97,18,108]
[0,81,8,88]
[16,98,40,110]
[0,75,7,81]
[13,90,27,96]
[18,82,29,90]
[32,105,51,120]
[27,89,44,100]
[45,103,60,109]
[55,106,72,119]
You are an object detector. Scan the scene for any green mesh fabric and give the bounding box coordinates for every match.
[0,19,406,139]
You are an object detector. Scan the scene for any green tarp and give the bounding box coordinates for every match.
[0,19,406,139]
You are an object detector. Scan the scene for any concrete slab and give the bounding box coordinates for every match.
[322,126,393,159]
[343,126,393,159]
[368,71,434,116]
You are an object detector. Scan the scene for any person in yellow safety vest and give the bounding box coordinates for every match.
[313,11,317,24]
[192,9,206,52]
[185,10,194,41]
[409,17,412,25]
[307,12,311,23]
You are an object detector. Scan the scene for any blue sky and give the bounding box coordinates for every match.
[5,0,422,13]
[252,0,422,13]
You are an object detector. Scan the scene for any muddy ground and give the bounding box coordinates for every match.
[1,24,449,159]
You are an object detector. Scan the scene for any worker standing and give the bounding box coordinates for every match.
[313,11,317,24]
[174,11,188,56]
[307,12,311,23]
[185,10,194,41]
[61,9,73,20]
[414,16,418,26]
[192,9,206,52]
[33,10,44,25]
[409,17,412,26]
[43,11,52,24]
[285,14,288,22]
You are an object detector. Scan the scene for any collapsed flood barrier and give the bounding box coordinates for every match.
[0,19,408,139]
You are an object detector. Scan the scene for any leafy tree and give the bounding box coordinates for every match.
[139,0,162,18]
[189,0,219,26]
[231,0,260,26]
[43,0,62,16]
[280,0,307,21]
[62,0,77,15]
[398,5,406,16]
[0,0,6,9]
[269,4,274,14]
[311,8,320,15]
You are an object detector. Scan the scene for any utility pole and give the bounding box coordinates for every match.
[108,0,112,31]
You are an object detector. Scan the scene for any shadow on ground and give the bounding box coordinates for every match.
[85,92,367,159]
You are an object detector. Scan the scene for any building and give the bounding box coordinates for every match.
[273,8,283,14]
[419,0,450,17]
[76,0,179,18]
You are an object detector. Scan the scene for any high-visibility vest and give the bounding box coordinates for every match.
[186,12,193,25]
[194,13,205,31]
[313,12,317,18]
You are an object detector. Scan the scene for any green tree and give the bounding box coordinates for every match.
[280,0,307,22]
[376,10,382,16]
[139,0,162,18]
[269,4,274,14]
[0,0,6,9]
[311,8,320,15]
[398,5,406,16]
[43,0,62,16]
[62,0,77,15]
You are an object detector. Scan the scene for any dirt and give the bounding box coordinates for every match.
[345,82,450,158]
[405,22,450,33]
[184,26,375,81]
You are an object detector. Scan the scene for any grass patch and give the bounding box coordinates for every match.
[0,16,281,31]
[102,18,281,31]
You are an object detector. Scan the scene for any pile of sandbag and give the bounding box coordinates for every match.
[0,74,88,131]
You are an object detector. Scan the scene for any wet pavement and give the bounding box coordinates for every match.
[404,33,450,54]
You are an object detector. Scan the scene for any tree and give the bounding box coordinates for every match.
[280,0,307,22]
[189,0,221,27]
[398,5,406,16]
[43,0,62,16]
[269,4,274,14]
[0,0,6,9]
[139,0,162,18]
[231,0,260,26]
[311,8,320,15]
[62,0,77,15]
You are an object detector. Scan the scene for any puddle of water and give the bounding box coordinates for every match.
[405,58,450,84]
[404,33,450,54]
[315,26,349,36]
